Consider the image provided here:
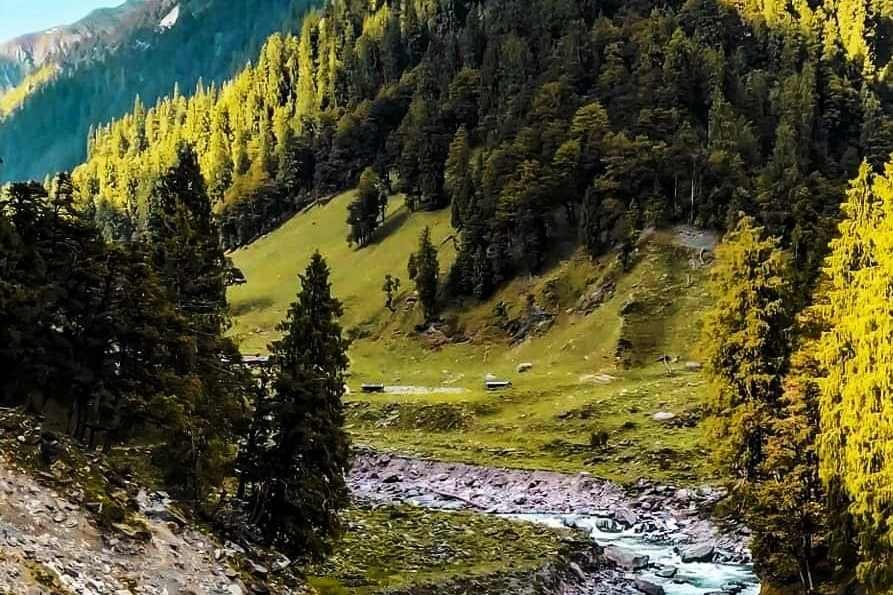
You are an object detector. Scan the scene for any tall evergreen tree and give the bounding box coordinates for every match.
[408,226,440,321]
[817,161,893,589]
[247,252,351,558]
[147,144,246,502]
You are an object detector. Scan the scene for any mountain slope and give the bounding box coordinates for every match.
[0,0,319,182]
[0,0,179,117]
[228,188,714,484]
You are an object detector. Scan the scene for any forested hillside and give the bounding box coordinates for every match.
[73,0,893,300]
[0,0,319,182]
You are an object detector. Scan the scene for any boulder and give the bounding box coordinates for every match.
[613,508,637,527]
[603,545,649,570]
[654,566,677,578]
[568,561,586,582]
[652,411,676,422]
[594,517,623,533]
[680,543,715,563]
[517,362,534,373]
[634,579,665,595]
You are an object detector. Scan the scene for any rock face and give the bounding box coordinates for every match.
[0,0,178,92]
[0,455,250,594]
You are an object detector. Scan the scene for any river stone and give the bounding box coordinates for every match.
[603,545,649,570]
[568,561,586,582]
[654,566,677,578]
[613,508,637,527]
[681,543,715,563]
[594,517,622,533]
[634,579,665,595]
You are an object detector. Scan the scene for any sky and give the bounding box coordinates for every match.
[0,1,124,44]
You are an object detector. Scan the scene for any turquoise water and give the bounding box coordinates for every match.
[512,513,760,595]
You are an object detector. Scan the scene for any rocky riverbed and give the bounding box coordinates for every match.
[349,449,759,595]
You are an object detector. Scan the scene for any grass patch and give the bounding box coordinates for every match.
[308,504,567,594]
[229,191,456,354]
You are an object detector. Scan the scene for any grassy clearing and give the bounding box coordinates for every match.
[229,192,456,354]
[309,504,567,594]
[228,193,717,485]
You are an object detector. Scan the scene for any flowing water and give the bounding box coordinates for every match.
[514,513,760,594]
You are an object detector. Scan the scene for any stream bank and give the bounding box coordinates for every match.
[349,449,759,595]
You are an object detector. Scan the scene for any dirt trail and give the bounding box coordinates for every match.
[0,455,245,595]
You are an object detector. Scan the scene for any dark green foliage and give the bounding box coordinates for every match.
[408,227,440,321]
[0,178,197,455]
[347,167,388,247]
[147,145,248,502]
[240,253,351,559]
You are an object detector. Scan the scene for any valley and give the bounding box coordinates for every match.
[5,0,893,591]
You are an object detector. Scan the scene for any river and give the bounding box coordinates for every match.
[350,449,761,594]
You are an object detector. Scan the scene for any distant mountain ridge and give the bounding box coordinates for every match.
[0,0,318,182]
[0,0,178,94]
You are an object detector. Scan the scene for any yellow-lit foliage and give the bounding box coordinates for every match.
[817,161,893,589]
[701,215,792,482]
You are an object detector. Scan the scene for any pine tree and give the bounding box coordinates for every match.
[701,215,792,483]
[250,252,351,558]
[147,144,246,502]
[445,126,472,228]
[382,274,401,312]
[347,167,387,247]
[748,308,829,591]
[408,226,440,321]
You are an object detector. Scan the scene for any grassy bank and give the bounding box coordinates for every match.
[309,504,568,594]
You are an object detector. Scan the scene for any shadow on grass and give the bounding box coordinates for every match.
[372,207,411,244]
[229,296,275,317]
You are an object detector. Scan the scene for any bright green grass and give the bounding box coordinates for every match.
[229,191,455,354]
[229,196,716,484]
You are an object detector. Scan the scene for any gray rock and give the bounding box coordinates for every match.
[517,362,534,373]
[634,579,665,595]
[613,508,637,527]
[603,545,649,570]
[568,561,586,582]
[654,566,677,578]
[652,411,676,422]
[680,543,715,563]
[594,517,623,533]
